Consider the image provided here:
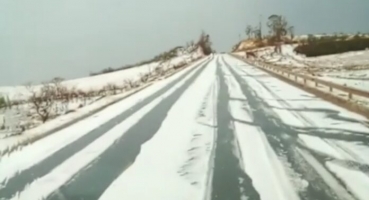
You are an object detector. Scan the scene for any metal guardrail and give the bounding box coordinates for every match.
[232,54,369,100]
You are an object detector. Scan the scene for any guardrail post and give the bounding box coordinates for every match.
[231,56,369,103]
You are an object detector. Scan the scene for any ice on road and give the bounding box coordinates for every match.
[1,54,369,200]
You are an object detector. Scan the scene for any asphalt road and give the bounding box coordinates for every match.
[1,54,369,200]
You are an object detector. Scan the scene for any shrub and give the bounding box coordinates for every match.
[294,35,369,57]
[197,31,213,55]
[89,45,187,76]
[0,96,6,108]
[25,78,67,123]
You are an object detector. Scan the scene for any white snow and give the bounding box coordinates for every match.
[221,62,301,200]
[0,87,144,153]
[225,55,369,200]
[321,72,369,92]
[2,53,369,200]
[8,56,207,200]
[0,57,208,185]
[242,44,369,91]
[0,51,202,101]
[296,148,356,200]
[327,161,369,200]
[99,56,217,200]
[0,52,204,155]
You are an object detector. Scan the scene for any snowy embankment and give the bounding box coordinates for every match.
[0,49,203,155]
[241,44,369,92]
[0,52,200,101]
[0,56,212,200]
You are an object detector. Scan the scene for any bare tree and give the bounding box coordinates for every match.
[156,51,173,74]
[253,26,262,40]
[245,25,253,39]
[124,79,136,89]
[26,82,57,123]
[50,77,71,113]
[98,87,107,97]
[186,40,196,53]
[288,26,295,40]
[0,96,6,109]
[76,90,89,107]
[196,31,213,55]
[50,77,65,99]
[140,73,150,83]
[69,87,78,102]
[105,83,119,95]
[267,14,293,53]
[154,66,165,76]
[119,82,129,92]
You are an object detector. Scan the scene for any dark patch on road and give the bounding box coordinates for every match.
[0,58,211,200]
[45,57,213,200]
[222,56,348,200]
[211,58,260,200]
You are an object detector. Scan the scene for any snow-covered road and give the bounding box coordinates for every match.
[1,54,369,200]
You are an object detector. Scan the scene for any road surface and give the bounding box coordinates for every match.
[1,54,369,200]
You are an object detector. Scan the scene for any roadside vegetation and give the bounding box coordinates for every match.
[196,31,214,55]
[20,53,181,126]
[90,42,198,76]
[0,96,6,109]
[91,31,212,76]
[237,14,295,52]
[238,14,369,57]
[1,36,206,135]
[294,34,369,57]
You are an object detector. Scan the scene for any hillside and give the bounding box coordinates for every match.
[0,45,203,143]
[234,43,369,92]
[0,46,202,101]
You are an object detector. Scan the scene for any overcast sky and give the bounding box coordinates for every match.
[1,0,368,86]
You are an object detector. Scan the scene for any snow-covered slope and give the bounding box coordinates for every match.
[0,47,202,101]
[241,44,369,91]
[0,46,203,141]
[0,48,201,100]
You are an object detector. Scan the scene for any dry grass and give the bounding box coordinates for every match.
[0,56,205,156]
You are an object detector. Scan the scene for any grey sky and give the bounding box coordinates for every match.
[1,0,368,86]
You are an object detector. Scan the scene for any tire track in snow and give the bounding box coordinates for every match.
[211,58,260,200]
[220,63,301,200]
[45,57,213,200]
[96,56,217,200]
[179,79,216,186]
[0,57,211,200]
[251,71,369,175]
[223,56,356,200]
[202,75,219,200]
[232,57,369,199]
